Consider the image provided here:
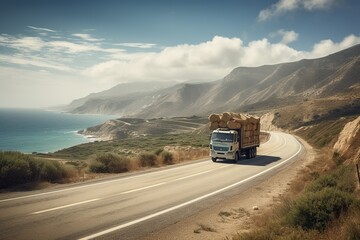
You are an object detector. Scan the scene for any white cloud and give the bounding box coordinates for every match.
[83,34,360,85]
[47,40,101,53]
[115,42,157,49]
[0,54,74,72]
[271,29,299,44]
[258,0,336,21]
[83,36,245,83]
[28,26,56,32]
[303,0,335,10]
[308,34,360,57]
[72,33,104,42]
[0,35,45,51]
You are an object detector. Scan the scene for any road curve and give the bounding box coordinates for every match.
[0,131,304,240]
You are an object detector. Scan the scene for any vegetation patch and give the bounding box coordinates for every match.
[138,153,157,167]
[0,151,76,188]
[89,153,131,173]
[49,133,209,160]
[288,187,354,231]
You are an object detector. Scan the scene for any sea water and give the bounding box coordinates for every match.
[0,108,117,153]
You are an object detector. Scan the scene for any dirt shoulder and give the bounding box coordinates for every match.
[144,135,316,240]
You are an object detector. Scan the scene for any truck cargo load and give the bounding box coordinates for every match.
[209,112,260,162]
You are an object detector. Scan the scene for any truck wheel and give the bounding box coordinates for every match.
[246,150,250,159]
[234,152,239,162]
[211,157,217,162]
[254,148,257,158]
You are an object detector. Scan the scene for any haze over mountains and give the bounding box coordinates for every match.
[66,44,360,118]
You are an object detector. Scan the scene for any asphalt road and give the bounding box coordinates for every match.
[0,131,304,240]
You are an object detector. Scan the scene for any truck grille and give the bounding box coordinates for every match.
[213,146,229,151]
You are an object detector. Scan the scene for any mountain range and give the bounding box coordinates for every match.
[66,44,360,118]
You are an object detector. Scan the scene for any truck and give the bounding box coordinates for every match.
[209,112,260,162]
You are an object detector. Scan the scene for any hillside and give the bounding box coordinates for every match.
[63,81,176,113]
[66,44,360,118]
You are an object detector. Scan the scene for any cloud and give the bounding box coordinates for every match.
[83,34,360,85]
[309,34,360,57]
[0,35,45,51]
[28,26,56,32]
[83,36,245,83]
[115,42,157,49]
[258,0,336,21]
[271,29,299,44]
[0,54,74,72]
[72,33,104,42]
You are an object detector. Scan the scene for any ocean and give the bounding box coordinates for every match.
[0,108,117,153]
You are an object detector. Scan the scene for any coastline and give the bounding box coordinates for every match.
[0,109,116,154]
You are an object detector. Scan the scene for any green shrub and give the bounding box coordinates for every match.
[89,160,107,173]
[288,188,354,231]
[154,148,164,156]
[0,151,73,188]
[306,175,337,193]
[306,166,356,194]
[138,153,157,167]
[0,158,31,187]
[40,161,63,182]
[90,153,130,173]
[161,151,174,165]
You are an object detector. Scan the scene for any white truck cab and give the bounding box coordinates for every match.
[210,129,240,162]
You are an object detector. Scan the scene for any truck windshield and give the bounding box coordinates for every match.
[211,132,234,142]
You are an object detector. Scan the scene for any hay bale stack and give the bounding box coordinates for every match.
[208,112,260,130]
[219,120,227,128]
[227,120,241,129]
[209,113,221,122]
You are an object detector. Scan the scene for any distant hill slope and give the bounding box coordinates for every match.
[63,81,176,113]
[67,44,360,117]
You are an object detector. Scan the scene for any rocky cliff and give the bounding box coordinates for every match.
[333,116,360,162]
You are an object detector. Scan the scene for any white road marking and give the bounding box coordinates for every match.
[31,198,100,215]
[119,166,228,195]
[79,136,303,240]
[120,182,168,194]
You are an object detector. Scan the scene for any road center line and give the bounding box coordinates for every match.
[30,198,100,215]
[119,166,228,195]
[120,182,168,194]
[79,136,303,240]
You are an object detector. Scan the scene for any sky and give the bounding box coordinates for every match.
[0,0,360,108]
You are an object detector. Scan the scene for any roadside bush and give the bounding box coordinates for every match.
[154,148,164,156]
[306,166,356,194]
[138,153,157,167]
[89,160,107,173]
[0,151,74,188]
[0,157,32,187]
[161,151,174,165]
[288,188,354,231]
[306,175,337,193]
[40,161,63,182]
[90,153,130,173]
